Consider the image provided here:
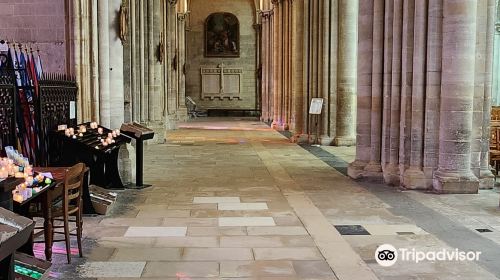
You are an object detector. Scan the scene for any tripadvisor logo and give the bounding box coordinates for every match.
[375,244,481,267]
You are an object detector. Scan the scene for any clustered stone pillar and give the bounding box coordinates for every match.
[123,0,187,140]
[350,0,496,193]
[261,0,359,146]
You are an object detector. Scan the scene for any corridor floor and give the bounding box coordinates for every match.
[51,118,500,279]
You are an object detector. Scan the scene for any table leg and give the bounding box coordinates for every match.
[42,193,53,261]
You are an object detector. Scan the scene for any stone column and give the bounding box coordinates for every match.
[479,0,496,189]
[260,12,270,122]
[272,0,281,129]
[381,0,393,167]
[147,0,156,121]
[166,0,179,130]
[269,10,275,123]
[363,0,384,177]
[282,0,290,130]
[98,0,111,127]
[423,0,443,183]
[320,0,332,145]
[73,0,82,121]
[291,0,307,142]
[398,0,415,180]
[109,0,125,129]
[403,0,427,189]
[177,12,188,121]
[335,0,358,146]
[433,0,479,193]
[91,0,100,122]
[139,0,147,122]
[348,0,372,179]
[154,0,164,122]
[384,0,403,185]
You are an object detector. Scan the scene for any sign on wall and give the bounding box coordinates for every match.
[309,98,324,115]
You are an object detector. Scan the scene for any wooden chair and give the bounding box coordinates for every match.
[32,163,86,263]
[51,162,86,263]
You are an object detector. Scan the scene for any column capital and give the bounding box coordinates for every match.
[167,0,178,6]
[260,10,274,18]
[177,12,188,21]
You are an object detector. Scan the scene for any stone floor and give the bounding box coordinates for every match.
[45,118,500,279]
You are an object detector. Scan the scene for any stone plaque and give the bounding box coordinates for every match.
[201,64,242,100]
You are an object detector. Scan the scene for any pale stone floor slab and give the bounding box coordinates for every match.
[123,226,187,237]
[218,217,276,227]
[46,118,500,279]
[218,202,269,210]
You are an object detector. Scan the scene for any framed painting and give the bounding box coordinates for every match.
[205,12,240,57]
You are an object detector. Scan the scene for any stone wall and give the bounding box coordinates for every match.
[0,0,68,73]
[186,0,257,110]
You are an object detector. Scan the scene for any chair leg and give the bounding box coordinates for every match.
[76,210,83,257]
[63,216,71,264]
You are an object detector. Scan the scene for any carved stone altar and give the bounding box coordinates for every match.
[201,63,243,100]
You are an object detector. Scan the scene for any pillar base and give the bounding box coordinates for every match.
[177,106,189,122]
[402,167,427,190]
[479,168,495,189]
[320,135,334,146]
[333,136,356,146]
[272,121,286,131]
[348,160,368,179]
[432,169,479,194]
[291,133,310,144]
[383,163,400,186]
[362,161,384,182]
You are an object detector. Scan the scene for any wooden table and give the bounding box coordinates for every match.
[13,179,57,261]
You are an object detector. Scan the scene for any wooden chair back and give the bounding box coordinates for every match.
[62,163,86,216]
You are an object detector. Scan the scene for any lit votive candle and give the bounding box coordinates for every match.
[26,176,34,186]
[13,192,23,203]
[25,165,33,176]
[0,167,7,179]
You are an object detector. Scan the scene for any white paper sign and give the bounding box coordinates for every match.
[309,98,324,115]
[70,101,76,119]
[0,42,8,52]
